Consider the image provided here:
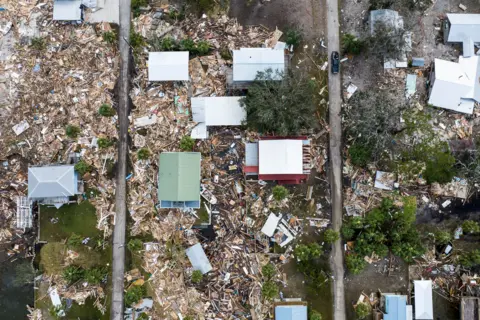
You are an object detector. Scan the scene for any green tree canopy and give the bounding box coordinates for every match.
[272,185,289,201]
[324,229,340,243]
[242,69,318,135]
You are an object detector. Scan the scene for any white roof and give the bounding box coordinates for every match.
[148,52,189,81]
[447,14,480,57]
[233,49,285,81]
[428,56,480,114]
[261,213,281,237]
[53,0,82,21]
[191,97,246,126]
[414,280,433,320]
[28,166,77,198]
[186,243,212,275]
[259,140,303,175]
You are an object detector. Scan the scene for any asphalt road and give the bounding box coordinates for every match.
[110,0,131,319]
[326,0,347,319]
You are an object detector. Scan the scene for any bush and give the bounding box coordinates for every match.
[435,230,451,245]
[424,151,456,184]
[180,38,196,51]
[294,243,323,262]
[262,263,275,280]
[63,265,85,284]
[188,0,215,12]
[66,125,80,138]
[127,239,143,252]
[125,285,146,306]
[137,148,151,160]
[459,249,480,268]
[272,185,289,201]
[309,310,323,320]
[98,104,115,117]
[75,160,91,176]
[355,302,371,319]
[191,270,203,283]
[348,142,372,167]
[369,0,393,10]
[285,29,302,47]
[130,29,145,50]
[97,138,114,149]
[67,233,83,247]
[462,220,480,234]
[261,281,278,300]
[85,266,108,284]
[220,47,232,60]
[160,36,177,51]
[31,37,46,50]
[168,9,185,20]
[346,253,366,275]
[131,0,148,17]
[102,31,117,45]
[342,34,363,55]
[341,224,355,240]
[179,136,195,151]
[324,229,340,244]
[195,40,210,55]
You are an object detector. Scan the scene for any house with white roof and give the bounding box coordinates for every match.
[428,55,480,114]
[414,280,433,320]
[28,165,82,208]
[445,14,480,57]
[53,0,82,21]
[148,52,189,81]
[191,96,246,139]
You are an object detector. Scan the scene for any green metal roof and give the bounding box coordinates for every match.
[158,152,201,202]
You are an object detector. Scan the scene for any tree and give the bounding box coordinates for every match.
[365,20,409,62]
[261,281,278,300]
[97,138,114,149]
[355,302,371,319]
[63,265,85,284]
[262,263,276,280]
[180,38,196,51]
[294,243,323,263]
[127,239,143,252]
[195,40,210,55]
[435,230,452,245]
[179,136,195,151]
[309,309,323,320]
[66,125,80,138]
[424,151,456,184]
[102,31,116,45]
[348,142,373,167]
[342,34,363,55]
[125,285,146,306]
[462,220,480,234]
[324,229,340,243]
[130,29,145,52]
[341,223,355,240]
[98,104,115,117]
[346,253,367,275]
[131,0,148,17]
[242,69,318,135]
[137,148,151,160]
[458,249,480,268]
[191,270,203,283]
[85,266,108,284]
[272,185,289,201]
[74,160,91,176]
[285,29,302,47]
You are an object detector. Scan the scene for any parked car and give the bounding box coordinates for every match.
[331,51,340,74]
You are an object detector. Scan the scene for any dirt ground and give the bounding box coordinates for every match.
[229,0,326,41]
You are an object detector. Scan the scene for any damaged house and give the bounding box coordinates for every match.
[261,213,298,247]
[244,137,311,184]
[428,55,480,114]
[444,14,480,57]
[28,165,83,208]
[157,152,201,209]
[190,96,246,139]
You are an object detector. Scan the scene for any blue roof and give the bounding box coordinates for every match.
[275,305,307,320]
[384,295,407,320]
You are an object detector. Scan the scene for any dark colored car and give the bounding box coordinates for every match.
[331,51,340,74]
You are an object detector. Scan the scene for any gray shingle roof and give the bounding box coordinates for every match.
[28,165,76,198]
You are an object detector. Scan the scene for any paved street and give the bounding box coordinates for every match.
[110,0,131,319]
[326,0,347,319]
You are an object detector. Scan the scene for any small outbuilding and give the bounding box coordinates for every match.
[148,52,189,81]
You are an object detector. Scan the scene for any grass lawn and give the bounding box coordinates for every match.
[39,201,101,242]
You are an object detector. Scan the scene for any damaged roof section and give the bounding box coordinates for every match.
[232,48,285,81]
[446,14,480,57]
[186,243,212,275]
[53,0,82,21]
[148,52,189,81]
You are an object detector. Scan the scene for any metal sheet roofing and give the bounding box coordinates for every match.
[186,243,212,274]
[370,9,403,34]
[428,56,480,114]
[384,295,407,320]
[53,0,82,21]
[28,166,77,198]
[447,14,480,57]
[414,280,433,320]
[157,152,201,202]
[191,96,246,126]
[259,140,303,175]
[274,305,308,320]
[261,213,281,237]
[245,142,259,167]
[233,49,284,81]
[148,52,189,81]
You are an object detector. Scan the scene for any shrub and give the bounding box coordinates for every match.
[261,280,278,300]
[355,302,371,319]
[348,142,372,167]
[220,47,232,60]
[179,136,195,151]
[102,31,117,45]
[424,151,456,184]
[63,265,85,284]
[85,266,108,284]
[324,229,340,243]
[294,243,323,262]
[125,285,146,306]
[67,233,83,247]
[180,38,196,51]
[137,148,151,160]
[131,0,148,17]
[262,263,275,280]
[130,29,145,50]
[31,37,46,50]
[342,33,363,55]
[309,310,323,320]
[435,230,451,245]
[462,220,480,234]
[98,104,115,116]
[160,36,177,51]
[272,185,289,201]
[66,125,80,138]
[195,40,210,55]
[75,160,91,176]
[285,29,302,47]
[97,138,114,149]
[191,270,203,283]
[459,249,480,268]
[341,224,355,240]
[345,253,366,275]
[169,9,185,20]
[188,0,215,12]
[127,239,143,252]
